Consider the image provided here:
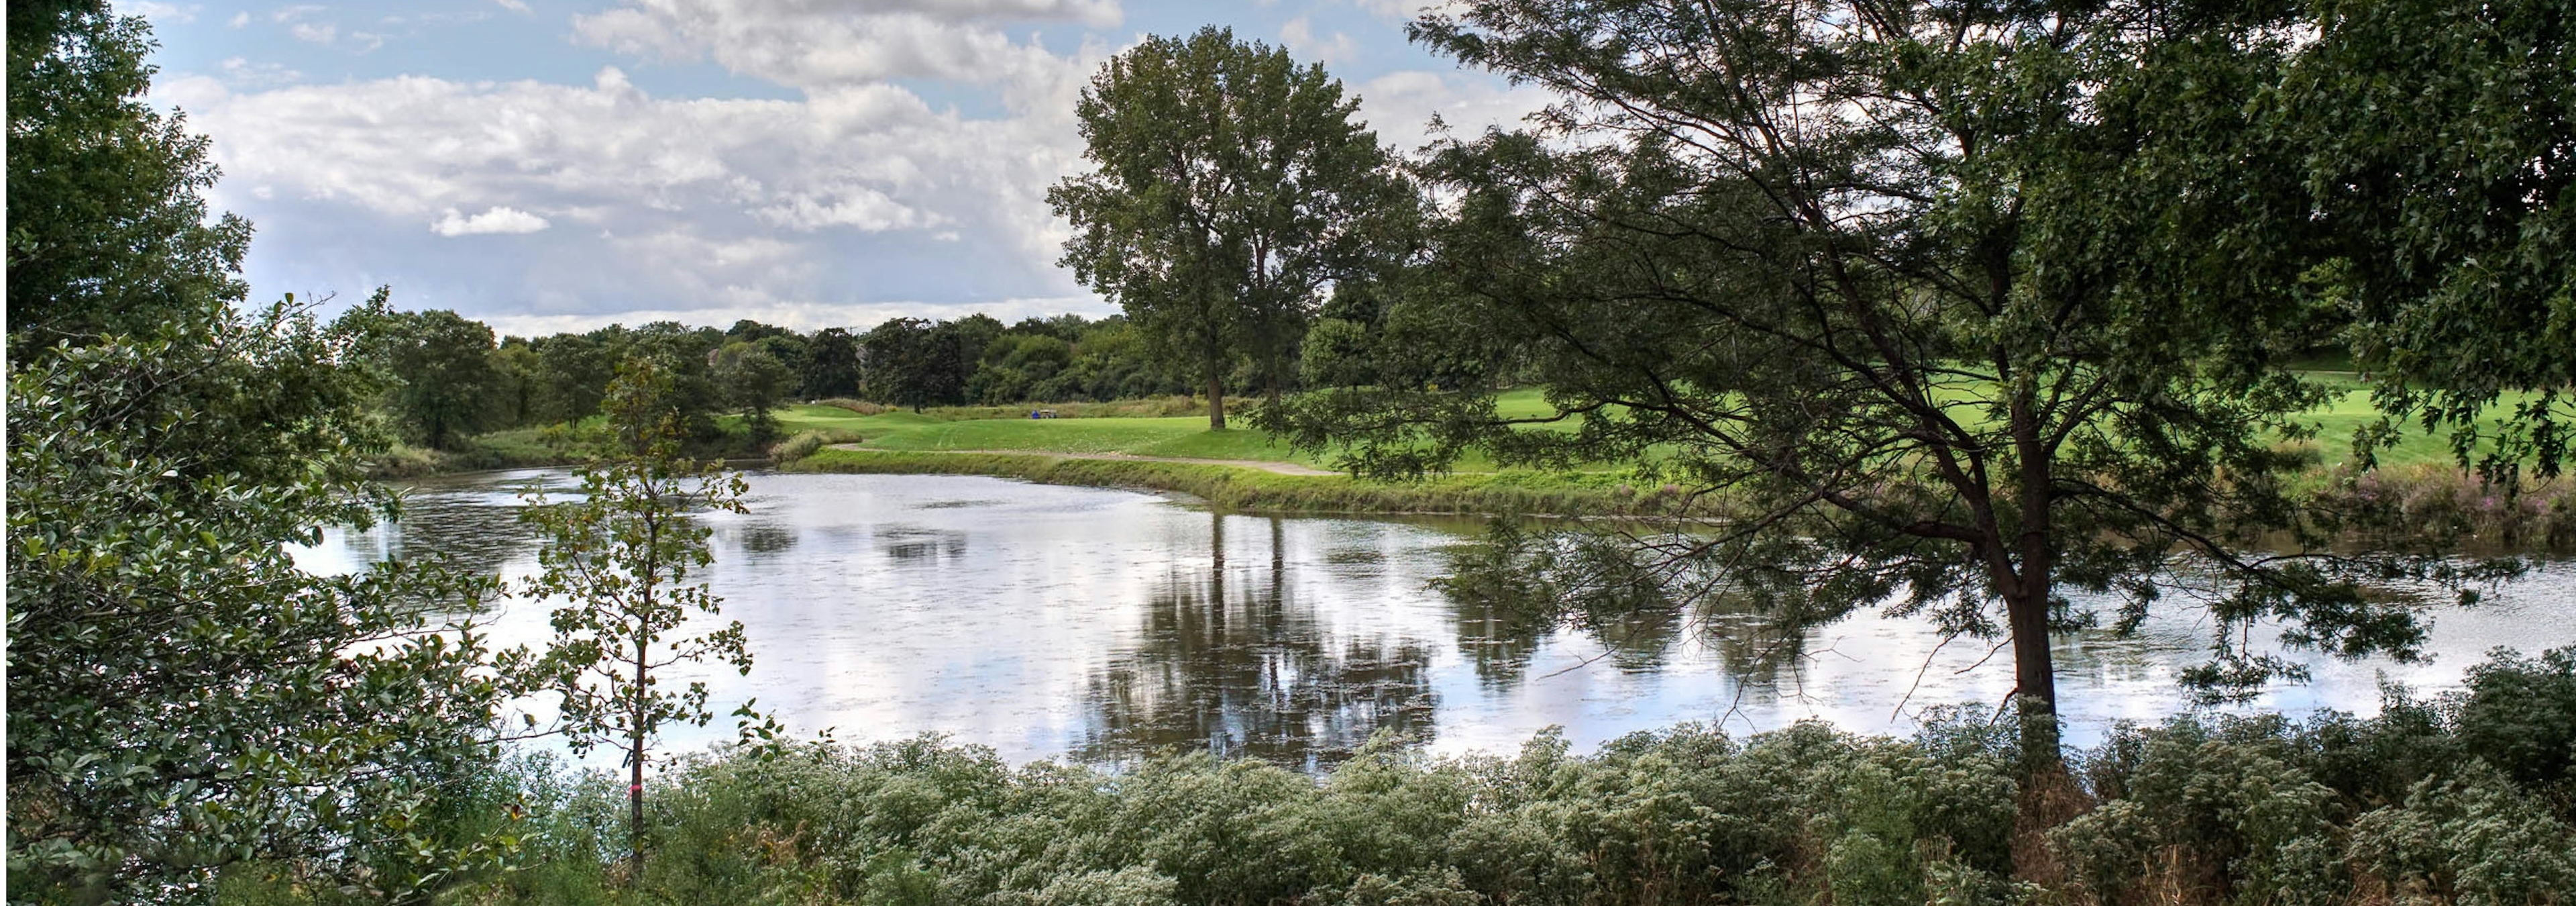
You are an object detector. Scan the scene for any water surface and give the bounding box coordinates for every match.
[299,469,2576,769]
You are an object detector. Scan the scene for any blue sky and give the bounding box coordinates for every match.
[119,0,1548,336]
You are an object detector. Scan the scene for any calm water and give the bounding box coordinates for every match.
[296,469,2576,769]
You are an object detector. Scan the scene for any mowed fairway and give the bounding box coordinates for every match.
[771,381,2506,476]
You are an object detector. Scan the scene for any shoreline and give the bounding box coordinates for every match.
[787,447,1692,518]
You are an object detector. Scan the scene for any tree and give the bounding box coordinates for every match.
[533,328,624,424]
[861,317,937,411]
[1269,0,2506,766]
[6,0,250,354]
[8,5,519,899]
[339,304,504,450]
[2263,0,2576,481]
[712,338,796,441]
[1049,26,1411,428]
[489,336,543,430]
[800,326,862,399]
[516,356,761,870]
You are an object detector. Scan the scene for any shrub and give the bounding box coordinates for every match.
[424,648,2576,906]
[770,427,864,464]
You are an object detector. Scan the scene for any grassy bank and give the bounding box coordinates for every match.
[224,648,2576,906]
[789,447,1691,517]
[403,387,2574,547]
[368,426,592,478]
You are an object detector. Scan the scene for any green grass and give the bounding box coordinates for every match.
[777,377,2521,482]
[790,448,1696,517]
[775,404,1336,467]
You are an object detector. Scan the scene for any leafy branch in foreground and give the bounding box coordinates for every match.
[7,298,523,904]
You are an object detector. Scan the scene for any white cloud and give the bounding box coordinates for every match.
[431,206,552,236]
[492,0,532,11]
[288,21,335,44]
[1349,0,1464,21]
[219,56,303,87]
[755,188,941,232]
[159,65,1098,321]
[1279,15,1356,66]
[571,0,1110,105]
[1354,69,1554,156]
[119,1,199,24]
[227,10,249,26]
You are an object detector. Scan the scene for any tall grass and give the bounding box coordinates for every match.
[2318,463,2576,551]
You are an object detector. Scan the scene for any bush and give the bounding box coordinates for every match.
[770,427,864,464]
[394,648,2576,906]
[816,397,890,415]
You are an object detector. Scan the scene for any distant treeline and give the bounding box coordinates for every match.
[335,303,1214,450]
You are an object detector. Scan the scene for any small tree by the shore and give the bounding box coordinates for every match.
[518,356,761,871]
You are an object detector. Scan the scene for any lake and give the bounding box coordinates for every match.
[295,468,2576,770]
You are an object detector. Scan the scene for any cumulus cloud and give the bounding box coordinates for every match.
[432,206,551,236]
[118,1,199,23]
[1349,0,1466,21]
[1353,69,1554,156]
[492,0,531,11]
[158,62,1098,321]
[219,56,303,87]
[1280,15,1357,66]
[573,0,1113,104]
[158,0,1550,329]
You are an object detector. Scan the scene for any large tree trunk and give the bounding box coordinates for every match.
[2004,582,2060,766]
[1206,372,1227,430]
[2006,395,2061,770]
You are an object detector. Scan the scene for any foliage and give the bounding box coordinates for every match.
[1050,26,1412,427]
[5,0,250,353]
[335,298,504,450]
[1262,0,2524,758]
[5,301,522,903]
[6,5,523,900]
[513,358,768,865]
[2274,0,2576,481]
[801,326,862,399]
[711,338,797,442]
[439,646,2575,906]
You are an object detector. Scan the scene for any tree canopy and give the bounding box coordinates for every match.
[1266,0,2522,762]
[1050,26,1413,428]
[5,7,523,899]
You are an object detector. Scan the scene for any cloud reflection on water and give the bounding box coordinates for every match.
[294,470,2576,771]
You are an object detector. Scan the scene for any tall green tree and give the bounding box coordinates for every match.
[516,357,761,870]
[1269,0,2506,764]
[2265,0,2576,480]
[5,0,249,353]
[7,5,521,899]
[711,338,796,441]
[860,317,937,411]
[1049,26,1411,428]
[340,304,504,450]
[800,325,862,399]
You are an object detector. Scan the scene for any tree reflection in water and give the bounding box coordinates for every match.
[1080,513,1437,771]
